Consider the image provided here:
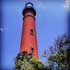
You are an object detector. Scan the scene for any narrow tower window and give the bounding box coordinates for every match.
[30,29,33,36]
[31,48,34,53]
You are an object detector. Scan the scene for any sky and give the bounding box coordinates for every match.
[0,0,68,69]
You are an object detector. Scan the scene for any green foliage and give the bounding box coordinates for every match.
[48,34,70,70]
[15,52,51,70]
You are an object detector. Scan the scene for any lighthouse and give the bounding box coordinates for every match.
[20,2,38,59]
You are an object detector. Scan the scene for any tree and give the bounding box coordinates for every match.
[48,34,70,70]
[15,51,51,70]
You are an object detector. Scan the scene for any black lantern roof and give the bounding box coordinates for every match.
[22,2,36,16]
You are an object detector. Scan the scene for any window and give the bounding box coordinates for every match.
[30,29,33,36]
[31,48,34,53]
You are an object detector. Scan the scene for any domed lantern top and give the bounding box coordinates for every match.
[25,2,33,8]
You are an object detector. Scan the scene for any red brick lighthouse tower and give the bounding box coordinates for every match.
[20,2,38,59]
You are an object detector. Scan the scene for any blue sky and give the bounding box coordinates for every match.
[0,0,68,69]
